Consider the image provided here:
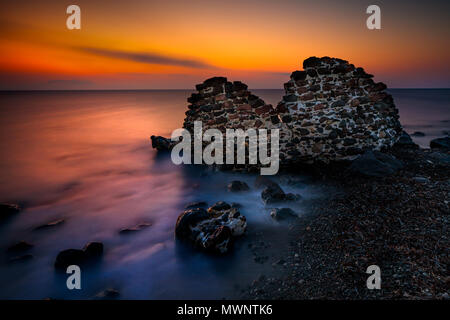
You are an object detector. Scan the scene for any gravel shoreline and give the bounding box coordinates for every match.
[244,145,449,300]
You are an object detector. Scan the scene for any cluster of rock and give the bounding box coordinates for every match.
[175,56,403,165]
[175,201,247,253]
[175,178,304,253]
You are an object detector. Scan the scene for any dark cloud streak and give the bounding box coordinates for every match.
[78,47,217,69]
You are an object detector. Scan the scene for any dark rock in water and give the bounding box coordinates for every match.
[175,202,247,253]
[430,137,450,151]
[261,183,300,204]
[227,180,250,192]
[208,201,231,212]
[261,184,286,204]
[150,135,175,151]
[83,242,103,258]
[394,131,418,148]
[270,208,298,221]
[175,208,210,239]
[184,201,208,209]
[55,242,104,270]
[348,150,403,177]
[54,249,86,270]
[7,241,33,253]
[33,218,65,231]
[94,288,120,299]
[119,223,151,235]
[9,254,33,263]
[203,225,233,251]
[0,203,21,222]
[411,131,425,137]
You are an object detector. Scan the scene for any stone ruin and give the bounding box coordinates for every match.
[169,56,403,165]
[276,56,402,163]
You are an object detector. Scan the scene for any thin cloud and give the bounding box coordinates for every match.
[48,79,93,85]
[78,47,217,69]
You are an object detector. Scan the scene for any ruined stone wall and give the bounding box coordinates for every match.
[276,56,402,163]
[182,57,402,165]
[183,77,279,132]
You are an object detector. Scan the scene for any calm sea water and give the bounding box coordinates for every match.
[0,89,448,299]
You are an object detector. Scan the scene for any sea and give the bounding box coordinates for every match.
[0,89,448,299]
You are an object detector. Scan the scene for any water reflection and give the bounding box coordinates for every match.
[1,89,447,299]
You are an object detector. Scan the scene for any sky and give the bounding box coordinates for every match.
[0,0,449,90]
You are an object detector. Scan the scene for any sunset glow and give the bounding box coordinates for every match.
[1,0,449,89]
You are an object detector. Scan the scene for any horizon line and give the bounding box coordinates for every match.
[1,88,450,92]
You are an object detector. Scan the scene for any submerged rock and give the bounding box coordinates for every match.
[54,249,86,270]
[0,203,21,222]
[94,288,120,299]
[33,218,65,231]
[55,242,103,270]
[119,223,151,235]
[175,202,247,253]
[411,131,425,137]
[270,208,298,221]
[430,137,450,151]
[227,180,250,192]
[150,135,175,151]
[348,150,403,177]
[9,254,33,263]
[7,241,33,253]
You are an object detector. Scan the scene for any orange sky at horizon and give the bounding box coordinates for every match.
[0,0,449,89]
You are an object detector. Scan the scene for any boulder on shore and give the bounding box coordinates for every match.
[347,150,403,177]
[394,131,418,148]
[175,202,247,253]
[430,137,450,151]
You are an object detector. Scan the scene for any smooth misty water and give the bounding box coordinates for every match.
[0,89,448,299]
